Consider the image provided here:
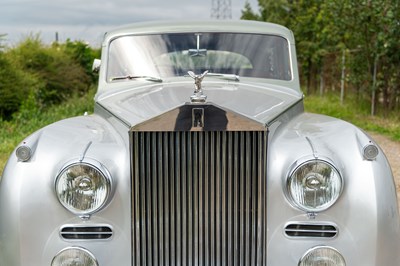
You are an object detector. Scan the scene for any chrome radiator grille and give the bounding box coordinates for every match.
[131,131,267,266]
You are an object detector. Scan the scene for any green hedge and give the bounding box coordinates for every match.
[0,36,99,120]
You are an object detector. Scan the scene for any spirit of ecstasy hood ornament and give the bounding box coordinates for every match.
[188,70,208,103]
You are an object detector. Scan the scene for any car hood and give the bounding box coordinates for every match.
[96,80,303,128]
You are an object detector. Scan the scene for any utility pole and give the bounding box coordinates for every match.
[211,0,232,19]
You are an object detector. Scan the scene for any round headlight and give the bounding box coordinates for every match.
[51,246,98,266]
[287,159,343,212]
[299,246,346,266]
[55,160,112,216]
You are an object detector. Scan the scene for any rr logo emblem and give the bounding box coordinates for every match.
[192,108,204,128]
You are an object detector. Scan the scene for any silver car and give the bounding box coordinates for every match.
[1,20,399,266]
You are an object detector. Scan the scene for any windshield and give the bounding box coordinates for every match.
[107,33,292,82]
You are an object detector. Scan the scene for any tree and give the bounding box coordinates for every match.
[241,0,400,115]
[242,0,334,93]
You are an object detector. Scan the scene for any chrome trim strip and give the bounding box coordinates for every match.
[284,222,339,239]
[95,102,131,128]
[265,98,304,127]
[59,224,113,241]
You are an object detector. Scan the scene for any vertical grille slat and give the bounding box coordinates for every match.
[198,132,204,266]
[233,132,239,266]
[157,136,164,266]
[204,132,210,266]
[131,130,267,266]
[227,132,233,266]
[170,133,176,266]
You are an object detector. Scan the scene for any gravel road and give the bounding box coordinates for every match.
[368,133,400,207]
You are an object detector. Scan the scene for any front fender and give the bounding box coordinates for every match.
[267,112,400,265]
[0,114,132,266]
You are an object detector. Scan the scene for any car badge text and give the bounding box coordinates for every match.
[188,70,208,103]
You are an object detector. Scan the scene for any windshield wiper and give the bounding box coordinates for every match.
[184,72,240,81]
[206,72,240,82]
[110,75,163,82]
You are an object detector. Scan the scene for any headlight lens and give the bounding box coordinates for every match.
[287,159,342,212]
[51,247,98,266]
[55,160,112,216]
[299,246,346,266]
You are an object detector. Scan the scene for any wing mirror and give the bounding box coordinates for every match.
[92,59,101,73]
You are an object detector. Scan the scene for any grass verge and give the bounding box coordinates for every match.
[304,93,400,141]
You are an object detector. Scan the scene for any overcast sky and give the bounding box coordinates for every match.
[0,0,259,47]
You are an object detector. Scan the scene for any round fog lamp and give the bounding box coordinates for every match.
[299,246,345,266]
[51,247,98,266]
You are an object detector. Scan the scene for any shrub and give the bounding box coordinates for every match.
[0,35,100,120]
[0,52,40,119]
[63,40,101,82]
[10,36,91,108]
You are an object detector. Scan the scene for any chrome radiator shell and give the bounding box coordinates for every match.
[130,130,268,266]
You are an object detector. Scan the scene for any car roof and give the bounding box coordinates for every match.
[102,20,295,44]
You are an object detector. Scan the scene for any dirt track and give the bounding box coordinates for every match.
[368,133,400,207]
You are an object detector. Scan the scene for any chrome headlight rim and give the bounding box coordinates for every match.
[51,246,99,266]
[286,157,343,213]
[55,158,113,216]
[298,245,346,266]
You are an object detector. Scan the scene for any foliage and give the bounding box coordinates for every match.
[0,36,99,120]
[10,36,91,107]
[63,39,101,82]
[242,0,400,116]
[241,2,260,21]
[0,52,40,119]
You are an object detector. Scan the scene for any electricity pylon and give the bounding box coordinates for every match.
[211,0,232,19]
